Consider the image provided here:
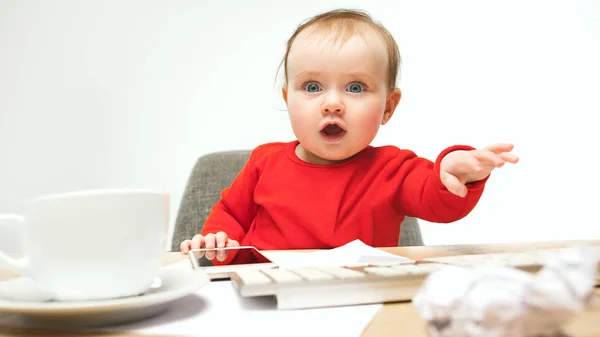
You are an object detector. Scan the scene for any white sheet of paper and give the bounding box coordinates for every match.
[262,239,415,268]
[110,260,382,337]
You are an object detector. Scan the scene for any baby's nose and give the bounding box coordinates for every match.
[322,98,345,115]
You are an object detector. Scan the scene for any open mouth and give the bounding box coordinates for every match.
[320,123,347,142]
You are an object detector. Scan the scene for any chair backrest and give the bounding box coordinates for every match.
[171,150,424,251]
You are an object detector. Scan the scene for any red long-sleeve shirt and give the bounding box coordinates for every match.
[201,140,487,249]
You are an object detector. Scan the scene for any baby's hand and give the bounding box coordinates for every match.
[440,143,519,197]
[179,231,240,255]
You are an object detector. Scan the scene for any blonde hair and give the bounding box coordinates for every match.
[280,9,401,90]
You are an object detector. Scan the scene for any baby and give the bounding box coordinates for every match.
[180,9,518,255]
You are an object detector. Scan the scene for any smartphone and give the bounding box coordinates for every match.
[188,246,277,280]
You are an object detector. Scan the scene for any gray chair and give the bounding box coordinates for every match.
[171,150,424,251]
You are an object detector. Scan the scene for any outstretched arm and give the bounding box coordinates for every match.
[390,143,518,223]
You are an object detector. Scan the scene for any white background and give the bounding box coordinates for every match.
[1,0,598,251]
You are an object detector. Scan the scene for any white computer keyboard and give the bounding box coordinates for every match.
[230,246,600,310]
[423,246,600,270]
[230,262,446,309]
[423,249,563,270]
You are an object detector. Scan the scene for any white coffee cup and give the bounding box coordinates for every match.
[0,189,169,302]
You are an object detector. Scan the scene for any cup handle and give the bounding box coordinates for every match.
[0,214,30,277]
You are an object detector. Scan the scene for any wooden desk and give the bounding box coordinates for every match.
[1,239,600,337]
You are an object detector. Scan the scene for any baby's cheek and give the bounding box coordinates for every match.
[353,110,385,143]
[289,112,309,130]
[360,112,384,132]
[289,105,316,128]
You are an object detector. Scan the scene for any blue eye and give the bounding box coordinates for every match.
[347,83,364,93]
[305,83,322,93]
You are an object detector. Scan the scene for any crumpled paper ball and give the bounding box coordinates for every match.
[412,246,598,337]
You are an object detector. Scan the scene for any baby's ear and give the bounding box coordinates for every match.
[281,86,288,104]
[382,88,401,125]
[386,88,401,113]
[381,111,393,125]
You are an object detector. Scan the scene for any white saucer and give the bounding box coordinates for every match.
[0,266,210,328]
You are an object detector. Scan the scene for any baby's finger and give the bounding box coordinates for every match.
[179,240,192,255]
[190,234,205,250]
[474,150,505,167]
[227,239,240,247]
[215,231,228,248]
[205,250,216,260]
[440,172,467,198]
[216,249,229,262]
[204,234,217,260]
[499,152,519,164]
[483,143,514,154]
[204,233,216,249]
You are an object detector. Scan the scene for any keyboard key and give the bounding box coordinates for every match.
[368,261,410,267]
[316,266,366,279]
[390,263,447,276]
[289,267,335,281]
[364,267,407,277]
[262,268,304,283]
[236,270,273,285]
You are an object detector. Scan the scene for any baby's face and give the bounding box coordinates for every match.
[283,28,399,164]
